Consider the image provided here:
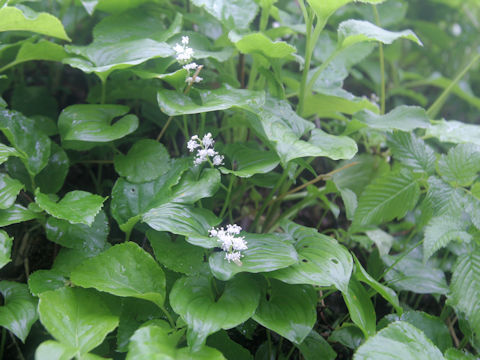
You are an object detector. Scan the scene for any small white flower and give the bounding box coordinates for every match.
[174,35,194,64]
[183,62,198,71]
[225,252,243,265]
[187,139,199,152]
[187,134,224,167]
[452,23,462,37]
[212,155,224,166]
[209,224,247,265]
[182,36,189,45]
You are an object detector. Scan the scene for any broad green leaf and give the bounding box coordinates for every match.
[7,40,68,70]
[343,277,376,338]
[58,105,139,150]
[70,242,166,307]
[143,203,220,245]
[114,139,170,183]
[127,325,226,360]
[0,230,12,269]
[35,189,106,226]
[157,87,264,116]
[206,330,253,360]
[170,169,221,204]
[34,142,69,194]
[0,143,22,165]
[308,128,358,160]
[35,340,76,360]
[303,94,378,118]
[45,211,109,253]
[38,287,119,354]
[229,31,296,59]
[0,204,39,227]
[465,194,480,230]
[340,188,357,220]
[421,177,466,223]
[0,173,23,210]
[423,215,472,261]
[28,269,68,296]
[353,168,420,226]
[329,325,364,350]
[354,321,444,359]
[0,281,38,342]
[191,0,258,29]
[437,144,480,187]
[253,280,317,344]
[0,6,70,41]
[447,250,480,337]
[220,143,279,178]
[353,106,430,132]
[353,256,402,315]
[0,109,51,176]
[80,0,164,15]
[209,233,299,281]
[147,231,207,275]
[426,120,480,146]
[297,330,337,360]
[383,253,448,295]
[445,348,477,360]
[268,222,353,292]
[170,274,260,350]
[365,229,393,257]
[338,20,422,49]
[387,132,436,174]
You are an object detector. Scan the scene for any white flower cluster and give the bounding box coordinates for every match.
[187,133,224,166]
[173,36,203,85]
[209,224,248,265]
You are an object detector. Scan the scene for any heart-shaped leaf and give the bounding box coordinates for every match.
[38,287,119,355]
[70,242,166,307]
[0,173,24,210]
[35,189,106,226]
[0,230,13,269]
[253,279,317,344]
[170,274,260,350]
[28,269,68,296]
[170,169,221,203]
[0,281,38,342]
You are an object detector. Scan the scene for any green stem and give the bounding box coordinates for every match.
[373,6,386,114]
[219,175,235,219]
[160,305,175,329]
[259,3,271,32]
[247,57,259,89]
[100,78,107,104]
[297,0,314,115]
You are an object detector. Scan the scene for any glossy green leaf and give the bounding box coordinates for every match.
[426,120,480,146]
[0,109,51,176]
[0,143,22,165]
[0,204,39,227]
[191,0,258,29]
[157,87,264,116]
[338,20,422,49]
[34,142,69,194]
[127,325,226,360]
[353,106,430,132]
[303,94,378,118]
[38,287,119,354]
[308,128,358,160]
[423,215,471,261]
[114,139,170,183]
[45,211,109,253]
[28,269,68,296]
[0,230,12,269]
[387,132,436,174]
[0,173,24,210]
[447,250,480,337]
[170,274,260,350]
[0,6,70,41]
[253,280,317,344]
[268,222,353,292]
[6,40,68,70]
[297,330,337,360]
[209,233,298,281]
[365,229,393,257]
[35,189,106,226]
[58,105,139,149]
[206,330,252,360]
[0,281,38,342]
[70,242,166,307]
[35,340,76,360]
[170,169,221,204]
[229,31,296,59]
[354,321,444,359]
[220,143,279,178]
[353,168,420,226]
[444,348,477,360]
[329,325,364,350]
[344,277,376,338]
[437,144,480,187]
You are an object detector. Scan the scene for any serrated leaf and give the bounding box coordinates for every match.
[45,211,108,252]
[0,109,51,176]
[170,274,260,350]
[114,139,170,183]
[354,168,420,226]
[268,222,352,292]
[58,104,139,150]
[0,143,22,165]
[220,143,279,178]
[0,6,70,41]
[353,106,430,132]
[35,189,106,226]
[229,31,296,59]
[343,277,376,338]
[354,321,444,359]
[28,269,68,296]
[35,340,76,360]
[388,131,436,174]
[0,230,12,269]
[35,142,69,194]
[437,144,480,187]
[191,0,258,29]
[426,120,480,146]
[127,325,226,360]
[70,242,166,307]
[0,204,39,227]
[297,330,337,360]
[38,287,119,354]
[253,280,317,344]
[421,177,466,223]
[0,173,24,210]
[209,233,299,281]
[0,281,38,342]
[447,250,480,337]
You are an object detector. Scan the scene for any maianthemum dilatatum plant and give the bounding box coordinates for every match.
[1,0,480,359]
